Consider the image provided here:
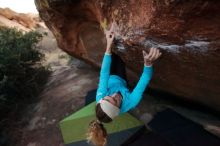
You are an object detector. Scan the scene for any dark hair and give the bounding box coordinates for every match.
[96,103,112,123]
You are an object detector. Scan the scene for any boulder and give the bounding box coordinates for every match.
[35,0,220,112]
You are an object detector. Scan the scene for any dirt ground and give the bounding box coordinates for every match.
[18,64,99,146]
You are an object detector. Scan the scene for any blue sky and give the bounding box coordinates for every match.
[0,0,38,13]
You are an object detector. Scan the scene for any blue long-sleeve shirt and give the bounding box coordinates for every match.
[96,53,153,114]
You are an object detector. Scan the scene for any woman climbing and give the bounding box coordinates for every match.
[87,23,162,146]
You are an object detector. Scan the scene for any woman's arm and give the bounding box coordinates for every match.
[96,54,111,102]
[128,48,162,109]
[96,23,115,102]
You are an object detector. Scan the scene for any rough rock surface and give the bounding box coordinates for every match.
[0,8,44,31]
[35,0,220,112]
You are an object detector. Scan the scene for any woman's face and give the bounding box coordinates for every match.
[102,93,122,107]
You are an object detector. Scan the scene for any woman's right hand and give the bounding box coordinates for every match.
[142,48,162,66]
[105,23,115,54]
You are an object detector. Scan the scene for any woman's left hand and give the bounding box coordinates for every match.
[142,47,162,66]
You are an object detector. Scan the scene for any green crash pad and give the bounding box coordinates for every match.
[59,102,144,146]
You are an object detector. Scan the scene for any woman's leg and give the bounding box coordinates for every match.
[110,53,127,82]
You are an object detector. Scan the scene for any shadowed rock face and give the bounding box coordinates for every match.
[35,0,220,111]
